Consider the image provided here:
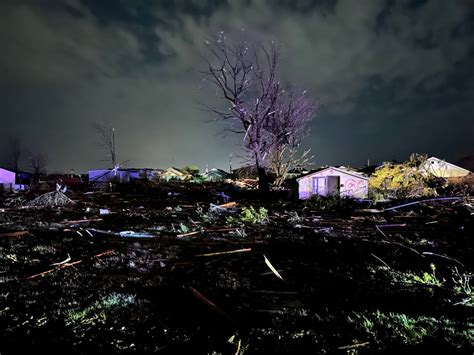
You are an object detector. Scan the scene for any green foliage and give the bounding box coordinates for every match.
[369,157,436,199]
[181,165,200,176]
[226,206,268,225]
[451,267,473,307]
[351,310,473,347]
[369,264,474,306]
[65,292,135,326]
[196,206,217,223]
[411,263,444,287]
[368,264,444,288]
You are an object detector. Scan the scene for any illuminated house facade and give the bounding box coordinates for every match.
[0,168,15,190]
[297,166,369,199]
[0,168,31,191]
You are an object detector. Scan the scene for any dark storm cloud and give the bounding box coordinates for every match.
[0,0,473,172]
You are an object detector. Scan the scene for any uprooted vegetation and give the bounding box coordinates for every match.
[0,184,473,354]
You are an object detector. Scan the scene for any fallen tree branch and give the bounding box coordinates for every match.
[421,252,465,267]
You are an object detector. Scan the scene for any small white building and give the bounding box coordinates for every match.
[0,168,16,190]
[420,157,470,178]
[297,166,369,199]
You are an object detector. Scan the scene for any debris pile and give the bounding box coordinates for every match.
[26,191,75,208]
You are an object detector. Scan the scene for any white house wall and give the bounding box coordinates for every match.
[0,168,16,190]
[298,168,368,199]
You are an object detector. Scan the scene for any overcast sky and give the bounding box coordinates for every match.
[1,0,473,173]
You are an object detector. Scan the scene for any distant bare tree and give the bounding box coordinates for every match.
[202,33,317,194]
[6,137,24,172]
[268,146,314,188]
[30,152,48,182]
[95,122,117,168]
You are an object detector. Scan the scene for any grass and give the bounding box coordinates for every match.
[351,310,473,348]
[65,292,136,326]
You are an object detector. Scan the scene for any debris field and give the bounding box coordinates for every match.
[0,184,473,354]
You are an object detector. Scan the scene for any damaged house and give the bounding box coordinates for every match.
[201,168,232,182]
[420,157,471,178]
[159,167,191,181]
[297,166,369,199]
[0,167,31,191]
[88,168,155,184]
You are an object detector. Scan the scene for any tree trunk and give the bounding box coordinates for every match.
[257,166,270,195]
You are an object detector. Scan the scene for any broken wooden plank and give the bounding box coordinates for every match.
[189,287,238,326]
[264,255,284,281]
[0,231,34,238]
[26,250,114,280]
[195,248,251,257]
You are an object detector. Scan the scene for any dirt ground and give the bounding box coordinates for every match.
[0,183,473,354]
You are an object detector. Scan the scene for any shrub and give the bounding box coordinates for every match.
[226,206,268,225]
[369,162,436,199]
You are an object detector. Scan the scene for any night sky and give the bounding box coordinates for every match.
[1,0,473,173]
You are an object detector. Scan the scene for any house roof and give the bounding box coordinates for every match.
[426,157,471,174]
[202,168,232,177]
[164,167,189,176]
[297,166,369,181]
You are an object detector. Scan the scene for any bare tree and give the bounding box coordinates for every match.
[202,33,316,193]
[6,137,24,173]
[95,122,118,168]
[268,146,314,188]
[30,152,48,182]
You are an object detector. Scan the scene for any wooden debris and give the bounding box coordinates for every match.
[384,197,461,211]
[50,253,71,266]
[421,251,465,267]
[195,248,251,257]
[26,250,114,280]
[189,287,238,326]
[177,231,200,238]
[0,231,33,238]
[218,201,238,208]
[264,255,284,281]
[337,341,370,350]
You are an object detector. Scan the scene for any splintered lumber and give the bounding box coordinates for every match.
[0,231,34,238]
[26,250,114,280]
[218,202,238,208]
[63,218,103,225]
[189,287,238,326]
[195,248,251,257]
[337,342,370,350]
[264,255,284,281]
[177,231,200,238]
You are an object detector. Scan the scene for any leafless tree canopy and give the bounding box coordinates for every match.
[95,122,117,168]
[6,137,24,172]
[202,33,317,192]
[30,152,48,180]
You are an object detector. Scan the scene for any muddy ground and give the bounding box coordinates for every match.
[0,184,473,354]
